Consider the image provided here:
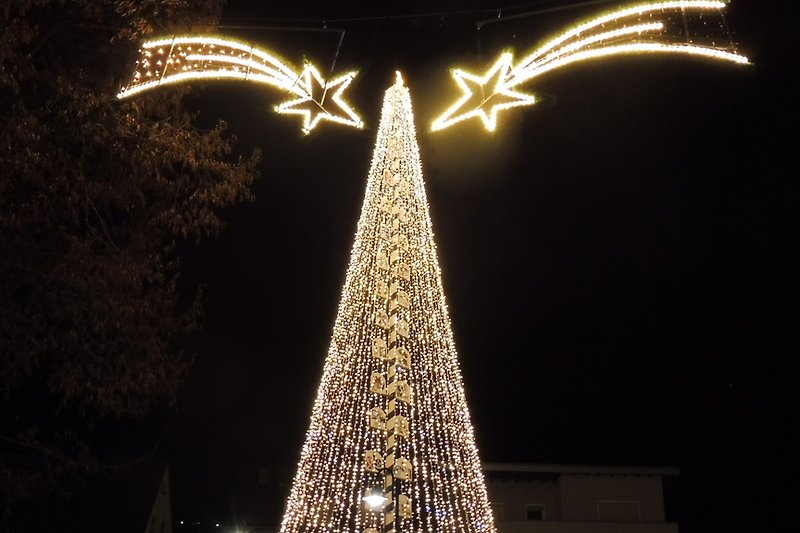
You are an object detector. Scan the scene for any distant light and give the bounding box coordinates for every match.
[180,521,184,525]
[216,524,220,528]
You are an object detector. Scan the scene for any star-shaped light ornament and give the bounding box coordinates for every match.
[276,64,364,134]
[431,2,750,134]
[431,52,536,132]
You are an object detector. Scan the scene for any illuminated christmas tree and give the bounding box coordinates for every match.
[279,74,496,533]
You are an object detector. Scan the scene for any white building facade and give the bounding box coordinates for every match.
[484,464,679,533]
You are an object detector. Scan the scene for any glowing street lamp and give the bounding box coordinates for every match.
[361,487,388,510]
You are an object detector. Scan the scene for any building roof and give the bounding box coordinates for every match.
[483,463,680,477]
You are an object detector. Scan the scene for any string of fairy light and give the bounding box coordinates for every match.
[117,1,749,135]
[432,0,750,131]
[278,75,495,533]
[116,36,363,133]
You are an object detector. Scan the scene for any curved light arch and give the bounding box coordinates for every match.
[117,36,363,134]
[432,0,750,132]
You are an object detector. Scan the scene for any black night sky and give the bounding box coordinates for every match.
[122,2,793,532]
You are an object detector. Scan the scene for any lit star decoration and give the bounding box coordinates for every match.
[432,0,751,132]
[279,75,496,533]
[117,36,363,133]
[275,63,362,134]
[434,52,536,132]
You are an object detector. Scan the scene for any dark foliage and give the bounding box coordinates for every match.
[0,0,260,524]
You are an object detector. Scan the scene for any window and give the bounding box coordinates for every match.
[490,502,504,520]
[596,500,641,522]
[526,504,546,521]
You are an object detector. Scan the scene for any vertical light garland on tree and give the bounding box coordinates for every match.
[279,74,496,533]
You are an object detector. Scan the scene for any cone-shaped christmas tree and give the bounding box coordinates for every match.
[280,75,496,533]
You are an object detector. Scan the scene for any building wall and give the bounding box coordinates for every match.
[486,478,560,521]
[557,474,665,522]
[495,521,678,533]
[485,469,676,533]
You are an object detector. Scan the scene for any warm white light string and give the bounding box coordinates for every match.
[513,0,733,74]
[432,0,750,131]
[117,36,363,133]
